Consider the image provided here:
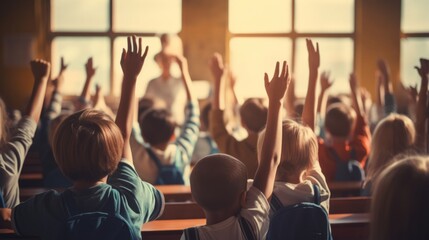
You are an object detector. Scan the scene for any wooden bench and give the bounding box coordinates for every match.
[329,181,363,197]
[0,213,369,240]
[329,196,371,214]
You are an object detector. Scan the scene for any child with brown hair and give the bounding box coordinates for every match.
[182,60,290,240]
[209,53,268,178]
[5,36,164,239]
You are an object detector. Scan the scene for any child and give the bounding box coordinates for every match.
[181,60,289,239]
[131,54,200,185]
[0,60,50,208]
[318,73,371,182]
[209,53,268,178]
[370,156,429,240]
[7,36,164,239]
[258,39,331,212]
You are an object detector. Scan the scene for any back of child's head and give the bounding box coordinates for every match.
[190,153,247,212]
[324,102,356,139]
[52,109,123,182]
[48,113,70,147]
[366,113,416,181]
[239,98,268,133]
[140,108,176,146]
[257,119,318,181]
[370,155,429,240]
[200,102,212,131]
[0,97,8,149]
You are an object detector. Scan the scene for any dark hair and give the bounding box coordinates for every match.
[239,98,268,133]
[200,102,212,131]
[140,108,176,146]
[325,103,355,138]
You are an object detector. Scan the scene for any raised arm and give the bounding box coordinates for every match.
[377,59,396,114]
[253,61,290,198]
[415,58,429,151]
[78,57,97,108]
[27,60,51,122]
[317,71,333,117]
[175,55,195,102]
[210,52,226,111]
[349,73,364,117]
[116,36,149,162]
[302,39,320,130]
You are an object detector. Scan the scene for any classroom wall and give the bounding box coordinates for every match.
[0,0,402,110]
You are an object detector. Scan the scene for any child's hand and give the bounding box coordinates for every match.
[175,55,189,74]
[85,57,96,79]
[406,84,418,103]
[210,52,224,82]
[349,73,358,93]
[415,58,429,80]
[377,59,390,79]
[59,56,68,74]
[30,59,51,82]
[307,39,320,75]
[320,71,333,92]
[264,61,290,103]
[120,35,149,78]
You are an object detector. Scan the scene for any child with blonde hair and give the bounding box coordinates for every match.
[3,36,164,239]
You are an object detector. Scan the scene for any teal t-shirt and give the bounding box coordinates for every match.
[12,161,164,239]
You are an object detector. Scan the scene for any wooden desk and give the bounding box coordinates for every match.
[155,185,192,202]
[329,197,371,214]
[18,173,43,188]
[328,181,363,197]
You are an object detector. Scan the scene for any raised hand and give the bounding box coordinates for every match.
[406,84,418,103]
[209,52,224,82]
[320,71,333,92]
[377,59,390,79]
[264,61,290,103]
[306,39,320,76]
[415,58,429,81]
[60,56,68,74]
[349,73,359,93]
[120,36,149,78]
[175,54,189,74]
[85,57,96,79]
[30,59,51,82]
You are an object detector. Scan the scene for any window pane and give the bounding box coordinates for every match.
[295,0,354,33]
[51,0,109,31]
[230,38,292,99]
[401,38,429,87]
[402,0,429,32]
[294,38,354,96]
[114,0,181,33]
[113,37,162,96]
[51,37,110,95]
[229,0,292,33]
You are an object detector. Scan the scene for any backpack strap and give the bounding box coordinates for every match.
[238,217,256,240]
[269,193,283,213]
[183,227,199,240]
[312,184,321,205]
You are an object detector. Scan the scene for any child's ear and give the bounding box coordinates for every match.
[240,190,247,208]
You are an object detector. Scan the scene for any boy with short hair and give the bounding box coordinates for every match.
[209,53,268,178]
[8,36,164,239]
[131,55,200,185]
[182,61,290,240]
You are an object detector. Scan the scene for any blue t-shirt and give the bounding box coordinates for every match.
[12,161,164,239]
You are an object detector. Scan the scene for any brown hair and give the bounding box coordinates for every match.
[140,108,176,146]
[0,98,8,150]
[190,153,247,212]
[52,109,123,182]
[370,156,429,240]
[325,103,356,138]
[239,98,268,133]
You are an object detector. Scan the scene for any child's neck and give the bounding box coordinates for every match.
[72,177,107,191]
[205,207,240,225]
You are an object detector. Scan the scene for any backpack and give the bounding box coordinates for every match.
[146,146,185,185]
[183,216,256,240]
[61,189,139,240]
[267,184,332,240]
[328,148,365,182]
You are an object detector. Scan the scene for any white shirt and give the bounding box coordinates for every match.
[144,76,187,125]
[180,186,270,240]
[272,166,331,213]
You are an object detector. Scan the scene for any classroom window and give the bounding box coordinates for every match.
[229,0,355,98]
[400,0,429,87]
[50,0,182,96]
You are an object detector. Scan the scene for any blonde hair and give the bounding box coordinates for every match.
[52,109,124,182]
[366,114,416,184]
[370,156,429,240]
[258,119,318,181]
